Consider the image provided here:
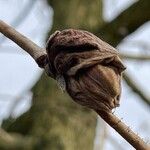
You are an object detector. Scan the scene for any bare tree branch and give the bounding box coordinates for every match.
[120,53,150,61]
[0,20,47,68]
[96,0,150,107]
[124,40,150,51]
[97,111,150,150]
[1,45,150,62]
[96,0,150,46]
[123,73,150,107]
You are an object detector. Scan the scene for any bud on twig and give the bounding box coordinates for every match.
[46,29,126,112]
[0,21,149,149]
[46,29,149,150]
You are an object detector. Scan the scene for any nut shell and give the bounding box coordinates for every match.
[46,29,126,111]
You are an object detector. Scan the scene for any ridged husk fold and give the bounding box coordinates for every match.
[46,29,126,112]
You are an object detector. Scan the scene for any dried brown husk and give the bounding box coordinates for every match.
[46,29,126,112]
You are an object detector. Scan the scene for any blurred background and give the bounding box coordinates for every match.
[0,0,150,150]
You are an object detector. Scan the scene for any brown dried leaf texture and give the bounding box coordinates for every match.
[46,29,126,112]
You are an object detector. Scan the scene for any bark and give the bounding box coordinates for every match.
[0,20,46,68]
[97,111,150,150]
[96,0,150,46]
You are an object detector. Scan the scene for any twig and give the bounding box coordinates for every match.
[124,40,150,51]
[0,20,47,68]
[120,53,150,61]
[123,73,150,107]
[1,45,150,62]
[96,0,150,46]
[0,20,149,150]
[97,110,150,150]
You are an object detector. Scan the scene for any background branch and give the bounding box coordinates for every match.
[96,0,150,46]
[120,53,150,61]
[123,73,150,107]
[96,0,150,107]
[0,19,149,150]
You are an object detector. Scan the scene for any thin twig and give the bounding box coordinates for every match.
[120,53,150,61]
[124,40,150,51]
[1,45,150,61]
[0,20,149,150]
[97,110,150,150]
[0,20,47,68]
[123,73,150,107]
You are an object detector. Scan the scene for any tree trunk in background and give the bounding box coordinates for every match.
[2,0,103,150]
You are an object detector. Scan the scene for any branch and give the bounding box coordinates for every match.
[123,73,150,107]
[97,111,150,150]
[124,40,150,51]
[96,0,150,46]
[0,18,149,149]
[120,53,150,61]
[0,20,47,68]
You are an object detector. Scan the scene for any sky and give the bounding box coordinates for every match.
[0,0,52,119]
[0,0,150,150]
